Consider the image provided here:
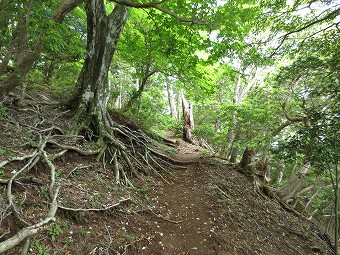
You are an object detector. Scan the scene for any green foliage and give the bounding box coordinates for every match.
[124,86,175,136]
[48,223,64,241]
[0,146,5,156]
[137,185,149,199]
[273,49,339,162]
[312,183,334,215]
[29,240,49,255]
[50,62,83,95]
[25,139,39,148]
[40,186,49,199]
[192,124,216,141]
[0,0,338,237]
[123,234,137,242]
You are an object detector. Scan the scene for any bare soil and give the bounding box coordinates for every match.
[0,96,335,255]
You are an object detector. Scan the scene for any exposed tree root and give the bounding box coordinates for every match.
[0,132,62,253]
[0,185,60,253]
[0,107,185,253]
[58,196,131,212]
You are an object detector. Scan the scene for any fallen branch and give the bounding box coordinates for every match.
[122,236,152,255]
[149,208,185,224]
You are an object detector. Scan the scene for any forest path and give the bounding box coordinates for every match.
[123,139,220,254]
[123,139,333,255]
[0,99,333,255]
[145,140,218,254]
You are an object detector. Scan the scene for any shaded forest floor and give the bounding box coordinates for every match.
[0,93,335,254]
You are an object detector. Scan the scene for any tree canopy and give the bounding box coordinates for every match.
[0,0,339,253]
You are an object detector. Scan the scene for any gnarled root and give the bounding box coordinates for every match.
[0,133,61,253]
[0,110,177,253]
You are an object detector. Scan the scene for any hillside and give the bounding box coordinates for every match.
[0,96,335,255]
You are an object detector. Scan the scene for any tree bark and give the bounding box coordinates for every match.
[238,147,256,177]
[229,146,238,163]
[0,49,41,99]
[0,32,16,77]
[167,82,178,119]
[65,1,129,138]
[44,61,58,85]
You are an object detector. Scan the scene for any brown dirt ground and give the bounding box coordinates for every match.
[0,96,335,255]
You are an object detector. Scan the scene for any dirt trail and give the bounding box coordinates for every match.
[152,165,216,254]
[124,140,334,255]
[148,141,217,254]
[122,140,219,254]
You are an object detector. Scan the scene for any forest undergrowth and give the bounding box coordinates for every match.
[0,92,336,254]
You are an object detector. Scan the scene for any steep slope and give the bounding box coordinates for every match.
[0,97,335,254]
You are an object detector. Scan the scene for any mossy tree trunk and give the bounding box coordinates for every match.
[66,2,128,139]
[53,1,143,183]
[239,147,256,177]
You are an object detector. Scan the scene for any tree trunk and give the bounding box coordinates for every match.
[167,82,178,119]
[53,1,143,183]
[177,90,182,120]
[0,0,42,99]
[0,49,40,99]
[113,81,123,109]
[229,146,238,163]
[0,41,15,77]
[275,161,285,184]
[221,127,235,158]
[44,61,57,85]
[277,162,311,202]
[329,161,339,255]
[220,72,241,159]
[238,147,256,177]
[66,2,129,139]
[123,63,156,111]
[180,90,194,143]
